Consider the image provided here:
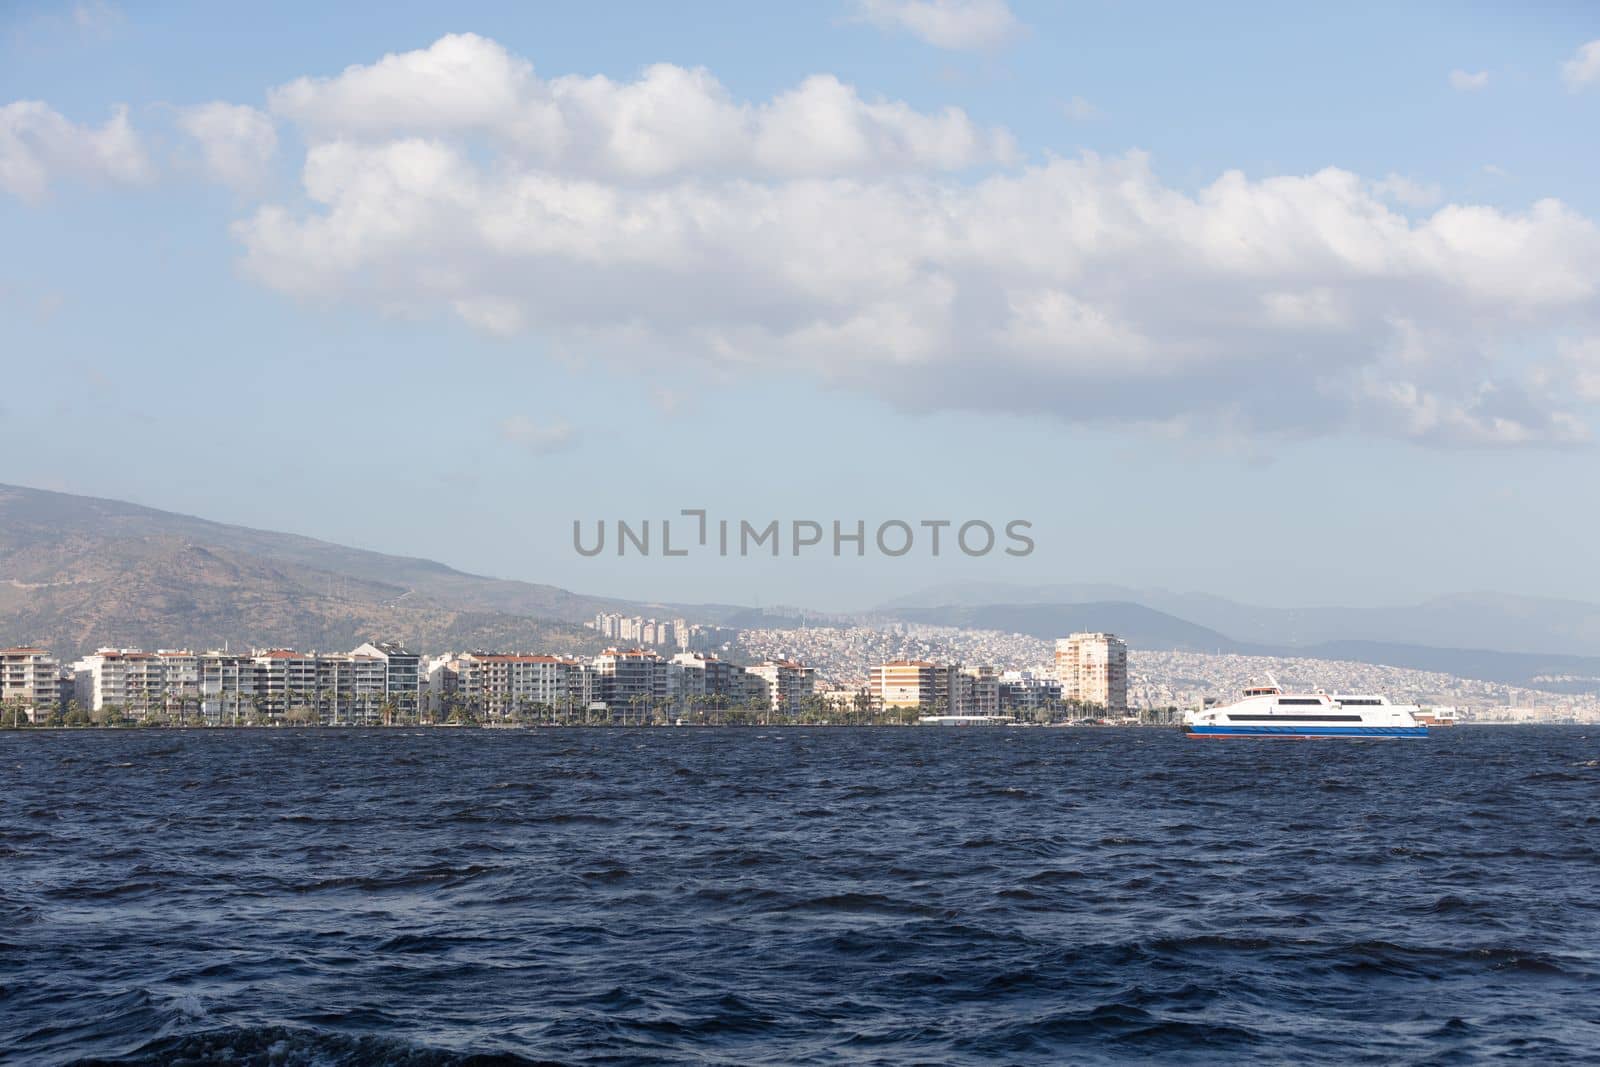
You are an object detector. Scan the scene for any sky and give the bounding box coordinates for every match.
[3,0,1599,612]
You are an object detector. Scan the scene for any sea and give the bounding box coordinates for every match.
[3,726,1599,1065]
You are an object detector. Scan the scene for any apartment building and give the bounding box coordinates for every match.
[350,641,421,718]
[455,653,593,717]
[746,659,817,714]
[959,665,1001,716]
[1054,632,1129,712]
[870,660,941,710]
[670,652,751,701]
[997,670,1063,714]
[1,647,62,722]
[72,649,197,714]
[592,648,673,706]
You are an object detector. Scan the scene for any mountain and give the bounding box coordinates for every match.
[0,483,694,657]
[888,599,1600,692]
[892,601,1242,653]
[879,582,1600,658]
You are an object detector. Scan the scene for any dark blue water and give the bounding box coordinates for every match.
[4,727,1600,1065]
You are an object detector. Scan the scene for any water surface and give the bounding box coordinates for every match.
[3,727,1599,1064]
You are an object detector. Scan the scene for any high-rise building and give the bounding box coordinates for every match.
[1054,633,1128,712]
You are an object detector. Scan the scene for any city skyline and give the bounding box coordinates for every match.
[4,3,1600,610]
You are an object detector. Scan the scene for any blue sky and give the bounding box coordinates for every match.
[3,1,1598,612]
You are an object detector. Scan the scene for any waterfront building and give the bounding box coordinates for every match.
[1,646,61,722]
[199,652,259,723]
[350,641,422,719]
[998,670,1063,714]
[72,649,191,716]
[670,652,751,701]
[1055,633,1129,712]
[592,648,672,707]
[959,665,1001,716]
[455,653,592,718]
[746,659,817,714]
[870,659,941,710]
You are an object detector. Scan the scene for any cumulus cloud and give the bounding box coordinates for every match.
[500,415,578,454]
[267,33,1016,178]
[1449,69,1489,92]
[221,36,1600,449]
[1373,173,1442,208]
[850,0,1023,51]
[1563,40,1600,91]
[0,101,152,201]
[178,102,277,190]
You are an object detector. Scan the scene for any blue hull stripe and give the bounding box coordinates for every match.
[1185,725,1428,738]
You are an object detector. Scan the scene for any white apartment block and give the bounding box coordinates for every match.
[72,649,198,714]
[455,653,593,717]
[1054,632,1129,712]
[1,646,62,722]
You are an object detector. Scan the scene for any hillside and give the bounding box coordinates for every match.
[0,484,654,656]
[892,601,1241,653]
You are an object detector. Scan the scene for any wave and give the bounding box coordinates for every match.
[67,1025,564,1066]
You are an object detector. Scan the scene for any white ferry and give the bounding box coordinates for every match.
[1183,678,1427,739]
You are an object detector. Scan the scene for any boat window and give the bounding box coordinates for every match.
[1226,714,1365,722]
[1278,698,1324,705]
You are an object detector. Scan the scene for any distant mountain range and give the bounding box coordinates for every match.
[881,586,1600,692]
[2,483,1596,693]
[878,581,1600,658]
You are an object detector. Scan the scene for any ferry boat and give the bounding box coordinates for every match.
[1183,678,1427,739]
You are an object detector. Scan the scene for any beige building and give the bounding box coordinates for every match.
[1054,632,1128,712]
[870,660,942,710]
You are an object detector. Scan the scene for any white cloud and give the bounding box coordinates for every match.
[0,101,152,201]
[849,0,1023,51]
[1563,40,1600,92]
[1449,69,1489,92]
[178,102,277,190]
[221,36,1600,449]
[1538,338,1600,403]
[1062,96,1101,121]
[1373,173,1442,208]
[267,33,1016,179]
[500,415,578,454]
